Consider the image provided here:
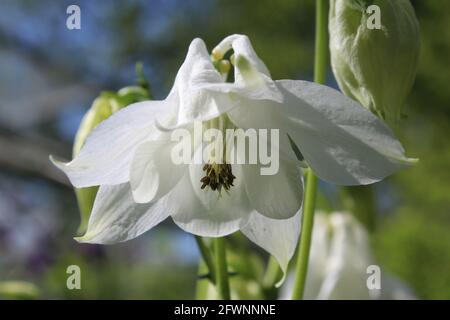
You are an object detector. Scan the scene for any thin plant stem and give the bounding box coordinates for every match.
[292,169,318,299]
[291,0,328,300]
[195,236,216,283]
[214,237,231,300]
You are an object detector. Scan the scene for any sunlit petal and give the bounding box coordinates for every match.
[228,80,416,185]
[51,99,172,188]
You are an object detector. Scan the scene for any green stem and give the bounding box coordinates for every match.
[214,237,231,300]
[195,236,216,283]
[292,0,328,300]
[292,169,318,299]
[313,0,328,85]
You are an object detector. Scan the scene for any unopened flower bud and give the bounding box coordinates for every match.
[73,85,150,235]
[329,0,420,122]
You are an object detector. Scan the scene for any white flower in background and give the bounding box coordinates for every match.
[51,34,414,277]
[280,212,416,300]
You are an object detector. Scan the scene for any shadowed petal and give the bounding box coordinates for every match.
[166,162,251,237]
[130,139,187,203]
[242,156,303,219]
[76,183,169,244]
[241,210,301,286]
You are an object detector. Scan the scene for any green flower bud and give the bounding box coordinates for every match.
[74,82,151,235]
[73,95,112,236]
[329,0,420,122]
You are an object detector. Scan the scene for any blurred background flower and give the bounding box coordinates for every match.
[0,0,449,299]
[280,212,416,300]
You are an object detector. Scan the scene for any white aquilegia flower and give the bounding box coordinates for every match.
[51,34,414,277]
[280,212,416,300]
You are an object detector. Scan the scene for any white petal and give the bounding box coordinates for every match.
[51,99,173,188]
[130,139,186,203]
[163,38,238,129]
[313,213,373,300]
[226,96,297,163]
[228,80,416,185]
[160,36,282,131]
[76,183,169,244]
[308,213,416,300]
[242,156,303,219]
[241,210,301,286]
[165,162,251,237]
[213,34,270,76]
[207,34,283,102]
[277,80,416,185]
[201,73,283,104]
[302,213,332,299]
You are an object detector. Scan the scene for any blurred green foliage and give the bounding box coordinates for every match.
[41,253,197,299]
[0,281,39,299]
[372,0,450,299]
